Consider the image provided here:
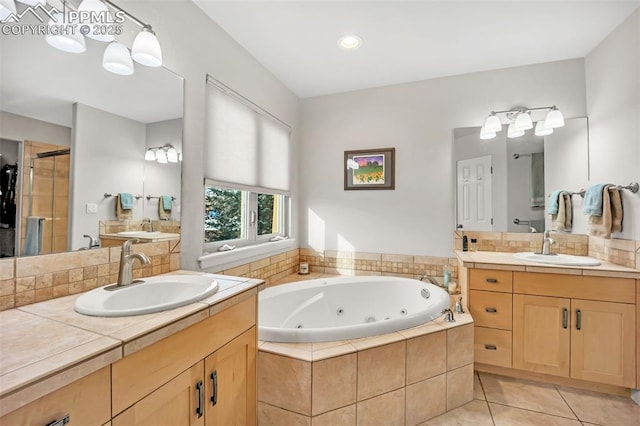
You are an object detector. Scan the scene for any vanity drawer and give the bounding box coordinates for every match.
[0,366,111,426]
[470,269,513,293]
[470,290,513,330]
[475,327,512,368]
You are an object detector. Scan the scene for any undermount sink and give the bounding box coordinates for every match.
[514,252,601,267]
[74,274,219,317]
[117,231,161,237]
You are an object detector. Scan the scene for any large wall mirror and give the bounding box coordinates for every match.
[0,20,184,257]
[453,117,589,234]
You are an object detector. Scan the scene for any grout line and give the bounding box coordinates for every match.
[488,401,582,422]
[555,385,600,425]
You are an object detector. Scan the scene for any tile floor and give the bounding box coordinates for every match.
[421,372,640,426]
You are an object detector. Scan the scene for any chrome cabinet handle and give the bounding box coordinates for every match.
[45,415,70,426]
[485,278,498,283]
[576,309,582,330]
[484,344,497,350]
[485,307,497,313]
[562,308,568,329]
[196,380,204,418]
[210,371,218,406]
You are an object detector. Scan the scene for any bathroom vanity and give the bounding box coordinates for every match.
[456,251,639,394]
[0,272,262,426]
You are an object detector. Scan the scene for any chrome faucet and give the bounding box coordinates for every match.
[541,230,555,255]
[79,234,100,250]
[442,308,456,323]
[116,240,151,287]
[419,274,439,285]
[142,218,153,232]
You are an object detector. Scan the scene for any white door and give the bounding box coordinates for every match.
[457,155,493,231]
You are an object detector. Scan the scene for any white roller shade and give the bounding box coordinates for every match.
[205,76,291,193]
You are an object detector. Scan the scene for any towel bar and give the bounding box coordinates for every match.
[146,195,176,201]
[104,193,143,199]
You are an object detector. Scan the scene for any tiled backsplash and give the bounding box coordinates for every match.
[219,249,300,286]
[99,220,181,234]
[454,231,640,269]
[0,239,180,311]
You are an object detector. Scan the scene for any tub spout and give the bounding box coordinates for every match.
[442,308,455,323]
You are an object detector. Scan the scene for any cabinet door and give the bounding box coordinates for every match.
[513,294,570,377]
[113,362,205,426]
[570,299,636,387]
[205,327,257,426]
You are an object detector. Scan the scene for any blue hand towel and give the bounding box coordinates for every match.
[23,216,44,256]
[119,193,134,210]
[161,195,172,210]
[583,184,606,216]
[547,190,564,215]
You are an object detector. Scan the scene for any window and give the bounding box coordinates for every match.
[204,76,291,252]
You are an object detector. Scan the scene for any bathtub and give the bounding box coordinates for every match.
[259,275,451,342]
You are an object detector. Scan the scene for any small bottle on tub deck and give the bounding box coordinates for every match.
[298,262,309,275]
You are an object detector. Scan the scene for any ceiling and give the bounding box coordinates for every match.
[194,0,639,98]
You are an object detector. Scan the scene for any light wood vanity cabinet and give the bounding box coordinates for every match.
[470,268,637,389]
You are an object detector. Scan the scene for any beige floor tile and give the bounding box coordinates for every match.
[557,386,640,426]
[489,403,582,426]
[421,400,493,426]
[258,402,311,426]
[357,388,405,426]
[474,372,486,400]
[479,372,576,419]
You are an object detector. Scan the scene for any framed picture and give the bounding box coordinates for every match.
[344,147,395,190]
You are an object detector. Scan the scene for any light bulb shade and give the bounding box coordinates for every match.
[78,0,114,42]
[483,113,502,133]
[15,0,45,5]
[131,27,162,67]
[507,122,525,138]
[103,42,134,75]
[166,147,178,163]
[544,107,565,128]
[479,126,496,140]
[145,149,156,161]
[513,112,533,131]
[155,149,167,163]
[0,0,17,22]
[45,12,86,53]
[534,121,554,136]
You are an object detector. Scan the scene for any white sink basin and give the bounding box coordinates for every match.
[117,231,161,237]
[74,274,219,317]
[514,252,601,267]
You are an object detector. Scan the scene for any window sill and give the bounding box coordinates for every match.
[198,238,297,272]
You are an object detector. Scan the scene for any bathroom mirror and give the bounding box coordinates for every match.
[453,117,589,233]
[0,21,183,257]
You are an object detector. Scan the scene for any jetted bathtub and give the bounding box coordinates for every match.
[259,275,451,343]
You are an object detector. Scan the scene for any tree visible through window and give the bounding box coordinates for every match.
[204,188,241,242]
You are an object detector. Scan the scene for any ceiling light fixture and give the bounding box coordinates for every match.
[145,144,181,164]
[479,105,565,140]
[338,34,363,50]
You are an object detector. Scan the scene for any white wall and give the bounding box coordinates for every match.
[300,59,587,257]
[585,8,640,240]
[0,111,71,147]
[144,118,182,220]
[120,0,300,270]
[70,103,146,250]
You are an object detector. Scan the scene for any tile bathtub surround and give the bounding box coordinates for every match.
[219,249,300,286]
[0,239,180,311]
[258,316,475,426]
[297,248,459,283]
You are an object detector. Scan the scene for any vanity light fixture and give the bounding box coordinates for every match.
[480,105,565,140]
[131,25,163,67]
[338,34,363,50]
[45,11,87,53]
[0,0,16,21]
[102,41,134,75]
[145,144,181,164]
[15,0,45,6]
[78,0,114,42]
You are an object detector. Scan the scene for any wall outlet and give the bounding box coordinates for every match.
[86,203,98,214]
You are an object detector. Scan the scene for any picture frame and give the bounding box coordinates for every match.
[344,147,395,190]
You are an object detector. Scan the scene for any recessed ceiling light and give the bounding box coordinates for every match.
[338,34,363,51]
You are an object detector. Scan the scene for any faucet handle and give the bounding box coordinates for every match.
[121,239,139,253]
[441,308,456,323]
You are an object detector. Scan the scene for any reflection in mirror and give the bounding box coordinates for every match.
[0,17,184,257]
[454,117,589,234]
